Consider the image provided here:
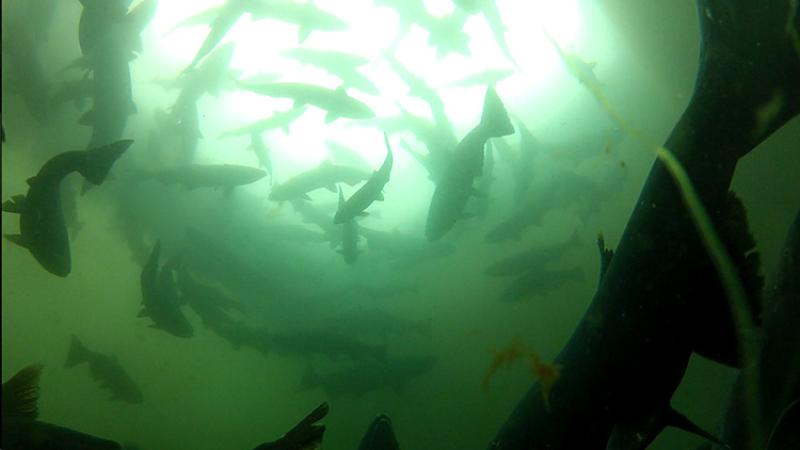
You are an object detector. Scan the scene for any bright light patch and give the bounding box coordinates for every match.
[142,0,583,200]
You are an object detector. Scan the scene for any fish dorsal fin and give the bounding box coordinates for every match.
[26,176,37,186]
[2,364,43,420]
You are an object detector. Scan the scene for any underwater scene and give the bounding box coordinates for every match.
[2,0,799,449]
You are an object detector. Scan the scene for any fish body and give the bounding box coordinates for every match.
[65,336,144,403]
[182,0,248,71]
[219,107,307,138]
[2,141,132,276]
[249,0,348,42]
[425,87,514,241]
[333,136,393,224]
[336,188,361,265]
[500,267,585,302]
[270,330,386,362]
[269,162,370,201]
[238,82,375,122]
[139,241,194,338]
[148,164,266,190]
[485,231,582,277]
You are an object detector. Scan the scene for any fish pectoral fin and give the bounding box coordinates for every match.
[137,308,149,318]
[325,184,337,193]
[357,211,369,217]
[375,192,385,201]
[5,234,30,249]
[664,407,727,447]
[460,212,477,220]
[2,195,28,213]
[606,406,726,450]
[302,194,312,201]
[324,112,338,124]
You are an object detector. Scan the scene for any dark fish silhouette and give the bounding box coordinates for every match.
[65,336,144,404]
[2,364,123,449]
[2,140,133,276]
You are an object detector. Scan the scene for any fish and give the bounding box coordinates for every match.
[300,355,437,396]
[218,107,307,138]
[79,0,153,150]
[486,0,799,444]
[485,230,583,277]
[270,329,386,363]
[357,415,401,450]
[251,402,329,450]
[2,364,123,449]
[145,164,266,191]
[139,240,194,338]
[173,42,238,104]
[269,161,370,202]
[51,77,95,111]
[510,117,541,204]
[237,82,375,122]
[281,47,369,71]
[333,134,393,224]
[499,267,584,302]
[324,308,432,341]
[336,187,361,265]
[1,2,53,123]
[290,199,342,247]
[248,0,348,42]
[376,0,469,58]
[2,140,133,277]
[65,336,144,404]
[281,47,379,95]
[473,140,495,219]
[248,132,274,177]
[359,226,455,269]
[453,0,521,69]
[179,0,248,72]
[425,87,514,241]
[176,267,249,348]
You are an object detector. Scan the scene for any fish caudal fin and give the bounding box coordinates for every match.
[2,364,43,420]
[79,140,134,185]
[479,87,514,138]
[65,335,90,368]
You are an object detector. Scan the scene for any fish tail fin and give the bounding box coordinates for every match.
[2,364,43,420]
[479,87,514,138]
[79,140,134,185]
[65,335,90,368]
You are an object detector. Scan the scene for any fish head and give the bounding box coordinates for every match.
[358,414,400,450]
